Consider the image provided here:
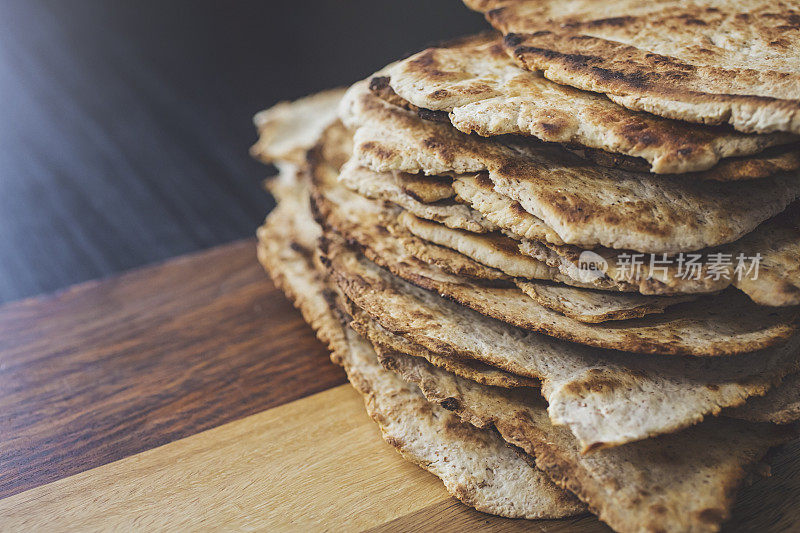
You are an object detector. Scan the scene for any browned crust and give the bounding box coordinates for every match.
[378,31,800,178]
[369,333,796,533]
[394,228,513,283]
[345,77,800,253]
[369,75,450,124]
[568,142,800,182]
[516,281,696,323]
[309,123,800,357]
[349,310,539,389]
[315,192,799,356]
[462,0,800,136]
[502,29,800,133]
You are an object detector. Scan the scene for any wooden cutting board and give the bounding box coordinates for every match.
[0,238,797,532]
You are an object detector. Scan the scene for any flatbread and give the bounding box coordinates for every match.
[516,282,696,324]
[337,159,580,283]
[456,171,702,293]
[400,197,723,296]
[341,79,800,253]
[338,158,495,233]
[251,88,346,165]
[726,205,800,306]
[336,133,800,304]
[338,327,585,519]
[570,142,800,181]
[312,123,800,356]
[466,0,800,135]
[322,234,800,449]
[451,172,562,246]
[397,173,454,203]
[375,70,800,180]
[256,183,347,361]
[385,33,797,175]
[517,209,797,299]
[352,286,800,425]
[350,310,537,389]
[366,329,794,533]
[391,207,626,290]
[728,372,800,425]
[455,166,800,305]
[399,210,552,279]
[542,204,800,306]
[353,292,800,424]
[394,227,513,282]
[257,169,581,519]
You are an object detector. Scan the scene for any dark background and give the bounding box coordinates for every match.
[0,0,486,303]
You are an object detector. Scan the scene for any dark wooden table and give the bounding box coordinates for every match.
[0,0,485,303]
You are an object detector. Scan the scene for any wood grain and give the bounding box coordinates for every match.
[0,239,346,499]
[4,382,794,532]
[0,385,450,531]
[0,385,610,532]
[0,238,797,531]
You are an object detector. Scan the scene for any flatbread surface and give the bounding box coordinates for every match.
[311,129,800,356]
[251,88,346,165]
[342,80,800,253]
[466,0,800,134]
[366,326,793,533]
[257,165,581,519]
[386,33,797,174]
[322,231,800,449]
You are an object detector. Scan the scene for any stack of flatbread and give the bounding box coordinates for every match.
[252,3,800,531]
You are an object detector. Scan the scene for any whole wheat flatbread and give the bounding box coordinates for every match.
[348,311,537,390]
[401,202,725,296]
[337,327,585,519]
[337,132,800,304]
[257,169,582,519]
[327,143,566,286]
[385,33,797,175]
[251,88,346,166]
[456,168,800,305]
[355,303,800,425]
[321,234,800,449]
[391,208,625,290]
[337,160,573,282]
[515,282,695,323]
[451,172,562,246]
[526,204,800,306]
[374,71,800,181]
[392,207,661,308]
[335,107,800,304]
[399,210,550,279]
[341,79,800,253]
[466,0,800,135]
[728,372,800,425]
[261,162,537,393]
[352,295,800,424]
[312,123,800,355]
[396,173,454,203]
[726,206,800,306]
[257,189,346,361]
[338,158,495,233]
[364,327,793,533]
[394,227,513,282]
